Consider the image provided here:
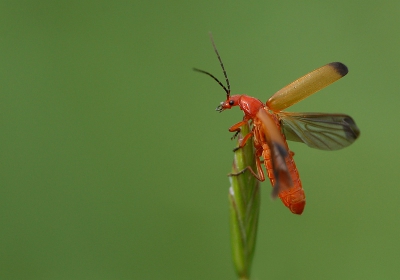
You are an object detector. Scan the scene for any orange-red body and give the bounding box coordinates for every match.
[221,94,306,214]
[194,35,360,215]
[253,109,305,214]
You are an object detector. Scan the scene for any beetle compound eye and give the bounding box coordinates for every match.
[229,100,234,105]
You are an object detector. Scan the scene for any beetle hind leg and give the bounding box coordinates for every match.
[228,156,265,182]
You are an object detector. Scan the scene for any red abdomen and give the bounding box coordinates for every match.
[258,110,306,215]
[263,144,306,214]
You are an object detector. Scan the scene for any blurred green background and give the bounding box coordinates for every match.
[1,1,399,279]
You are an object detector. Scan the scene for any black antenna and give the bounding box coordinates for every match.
[193,33,231,99]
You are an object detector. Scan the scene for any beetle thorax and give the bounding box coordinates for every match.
[239,95,264,118]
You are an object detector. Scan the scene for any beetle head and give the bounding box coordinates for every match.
[216,95,241,112]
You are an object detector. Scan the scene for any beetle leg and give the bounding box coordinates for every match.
[232,132,254,152]
[229,120,247,135]
[228,156,265,182]
[231,130,240,140]
[228,116,251,136]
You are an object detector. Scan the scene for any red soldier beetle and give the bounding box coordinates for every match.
[194,35,360,215]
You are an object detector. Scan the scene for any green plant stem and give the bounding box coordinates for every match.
[228,123,260,279]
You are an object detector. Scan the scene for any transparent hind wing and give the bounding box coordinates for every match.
[278,112,360,150]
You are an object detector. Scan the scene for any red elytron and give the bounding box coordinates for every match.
[194,35,360,215]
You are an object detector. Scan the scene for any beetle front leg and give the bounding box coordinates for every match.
[229,116,252,136]
[229,117,253,150]
[229,120,248,140]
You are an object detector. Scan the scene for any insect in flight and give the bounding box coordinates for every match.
[194,35,360,215]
